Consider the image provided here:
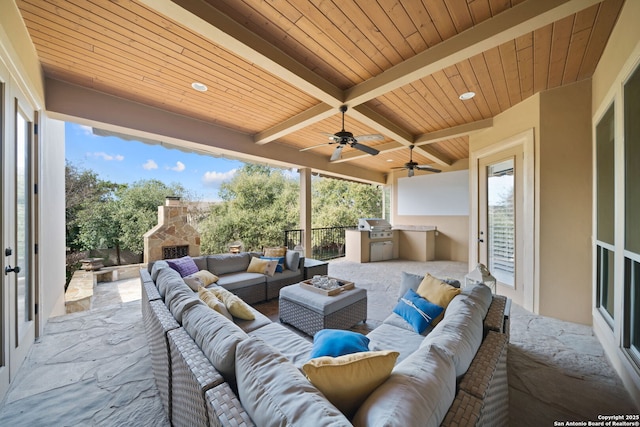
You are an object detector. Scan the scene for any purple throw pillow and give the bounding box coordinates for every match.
[166,256,199,277]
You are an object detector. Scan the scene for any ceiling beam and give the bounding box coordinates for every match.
[148,0,597,168]
[343,0,602,106]
[46,78,386,184]
[141,0,344,107]
[414,118,494,145]
[333,118,493,164]
[254,103,334,144]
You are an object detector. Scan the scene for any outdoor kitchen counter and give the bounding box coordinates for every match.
[394,227,437,262]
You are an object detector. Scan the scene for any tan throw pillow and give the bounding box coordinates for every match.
[416,274,461,325]
[183,270,219,291]
[263,246,287,257]
[197,287,233,320]
[302,350,399,418]
[192,270,218,286]
[247,257,269,274]
[209,286,255,320]
[263,260,278,277]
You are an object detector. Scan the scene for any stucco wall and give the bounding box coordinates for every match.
[538,80,592,325]
[390,158,470,262]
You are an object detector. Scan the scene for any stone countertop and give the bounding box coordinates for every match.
[392,225,437,231]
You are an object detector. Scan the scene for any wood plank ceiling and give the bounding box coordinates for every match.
[16,0,623,178]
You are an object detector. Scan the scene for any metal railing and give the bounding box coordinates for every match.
[283,226,355,261]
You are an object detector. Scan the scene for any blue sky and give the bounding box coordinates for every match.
[65,122,245,201]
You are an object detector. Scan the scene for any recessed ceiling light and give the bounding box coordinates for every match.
[459,91,475,100]
[191,82,208,92]
[387,159,394,162]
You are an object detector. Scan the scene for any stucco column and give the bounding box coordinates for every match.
[299,168,312,258]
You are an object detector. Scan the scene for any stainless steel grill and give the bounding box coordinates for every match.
[358,218,393,239]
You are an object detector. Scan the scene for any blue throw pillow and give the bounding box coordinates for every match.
[261,256,284,273]
[310,329,370,359]
[393,289,444,334]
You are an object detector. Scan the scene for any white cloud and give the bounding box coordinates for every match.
[78,124,95,136]
[88,151,124,161]
[202,169,237,187]
[143,159,158,170]
[168,161,186,172]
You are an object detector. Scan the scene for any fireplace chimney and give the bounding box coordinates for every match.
[143,197,201,264]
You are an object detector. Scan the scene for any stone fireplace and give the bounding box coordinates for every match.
[143,197,201,264]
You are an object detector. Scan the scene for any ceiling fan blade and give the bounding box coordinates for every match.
[300,142,332,152]
[354,134,384,142]
[351,142,379,156]
[408,168,414,177]
[415,165,442,173]
[330,145,344,161]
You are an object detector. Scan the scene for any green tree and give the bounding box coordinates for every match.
[112,180,189,254]
[65,161,120,251]
[199,165,299,253]
[312,178,382,227]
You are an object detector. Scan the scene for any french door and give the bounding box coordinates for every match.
[1,64,38,399]
[473,128,534,312]
[478,147,523,304]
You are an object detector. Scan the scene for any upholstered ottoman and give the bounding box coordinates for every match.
[279,284,367,336]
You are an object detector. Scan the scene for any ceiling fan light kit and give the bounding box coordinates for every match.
[300,105,383,160]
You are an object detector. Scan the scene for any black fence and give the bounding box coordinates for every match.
[283,226,355,261]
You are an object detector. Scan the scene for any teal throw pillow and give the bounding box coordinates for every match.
[394,289,444,334]
[310,329,370,359]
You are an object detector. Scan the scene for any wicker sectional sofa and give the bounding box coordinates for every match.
[140,258,510,427]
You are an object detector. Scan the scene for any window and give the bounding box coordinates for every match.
[624,63,640,360]
[596,104,615,321]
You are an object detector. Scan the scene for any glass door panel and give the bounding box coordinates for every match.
[15,111,30,342]
[487,159,515,286]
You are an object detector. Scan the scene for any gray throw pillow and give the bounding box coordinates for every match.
[397,271,424,301]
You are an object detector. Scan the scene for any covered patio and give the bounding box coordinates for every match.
[0,259,635,426]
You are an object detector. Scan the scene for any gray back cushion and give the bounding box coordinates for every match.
[164,283,203,324]
[235,337,349,426]
[155,266,183,298]
[285,250,300,272]
[461,283,493,318]
[207,253,251,276]
[182,304,248,383]
[353,344,456,427]
[150,260,169,281]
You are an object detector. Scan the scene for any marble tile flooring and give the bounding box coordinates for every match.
[0,259,637,426]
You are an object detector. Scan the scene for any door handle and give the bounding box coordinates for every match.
[4,265,21,275]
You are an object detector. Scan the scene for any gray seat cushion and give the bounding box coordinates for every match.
[248,323,312,369]
[366,323,425,364]
[215,272,266,291]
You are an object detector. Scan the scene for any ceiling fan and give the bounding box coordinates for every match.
[393,145,441,177]
[300,105,383,161]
